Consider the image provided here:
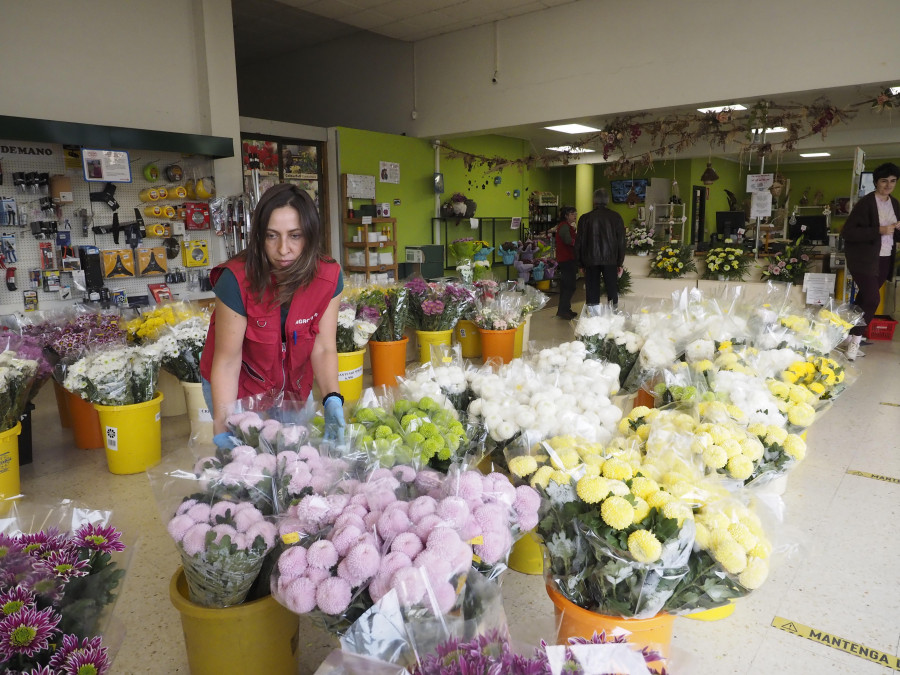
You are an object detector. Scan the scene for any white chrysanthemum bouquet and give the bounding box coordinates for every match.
[154,315,209,383]
[62,342,162,405]
[0,347,39,432]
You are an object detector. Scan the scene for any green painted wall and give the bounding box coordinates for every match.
[336,127,434,253]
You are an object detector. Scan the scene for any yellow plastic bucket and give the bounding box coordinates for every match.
[535,279,551,291]
[508,530,543,575]
[338,348,366,402]
[685,601,737,621]
[170,567,300,675]
[0,423,22,499]
[455,320,482,358]
[416,329,453,363]
[514,322,525,358]
[158,369,187,417]
[182,381,214,445]
[93,393,164,475]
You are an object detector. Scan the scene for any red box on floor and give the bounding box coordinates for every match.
[866,315,897,341]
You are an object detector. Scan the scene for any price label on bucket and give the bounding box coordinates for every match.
[105,426,118,451]
[338,366,363,381]
[198,408,212,422]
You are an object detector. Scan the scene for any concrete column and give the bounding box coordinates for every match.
[575,163,593,216]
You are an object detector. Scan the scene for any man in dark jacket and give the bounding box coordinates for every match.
[574,188,626,307]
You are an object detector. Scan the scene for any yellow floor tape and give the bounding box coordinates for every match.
[846,469,900,484]
[772,616,900,670]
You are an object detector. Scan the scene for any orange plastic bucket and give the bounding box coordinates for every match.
[634,387,655,409]
[67,390,105,449]
[53,381,71,428]
[546,583,674,659]
[478,327,516,364]
[369,337,409,388]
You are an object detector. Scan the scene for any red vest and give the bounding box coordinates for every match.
[199,257,340,401]
[556,222,576,262]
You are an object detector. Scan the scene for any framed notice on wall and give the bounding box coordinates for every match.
[344,174,376,199]
[82,148,132,183]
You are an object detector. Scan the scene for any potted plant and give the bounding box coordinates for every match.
[450,192,468,216]
[648,244,697,279]
[759,237,812,284]
[702,246,750,281]
[626,221,656,255]
[499,241,518,265]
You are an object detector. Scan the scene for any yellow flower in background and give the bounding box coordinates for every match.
[662,500,693,525]
[508,455,538,478]
[632,497,651,523]
[747,423,767,437]
[582,464,601,477]
[694,521,711,549]
[602,458,634,481]
[635,424,651,442]
[748,537,772,559]
[764,425,788,445]
[530,466,553,489]
[646,490,672,510]
[713,538,748,574]
[693,359,714,373]
[783,434,807,460]
[725,405,747,423]
[576,476,610,504]
[768,380,790,399]
[728,522,759,552]
[550,469,571,485]
[630,475,660,500]
[738,557,770,589]
[808,381,826,395]
[787,402,816,427]
[720,438,743,459]
[780,368,800,384]
[552,448,581,470]
[582,453,605,468]
[628,529,662,563]
[739,437,765,462]
[726,455,754,480]
[702,444,728,470]
[630,406,652,419]
[617,418,631,435]
[718,340,733,351]
[601,496,635,530]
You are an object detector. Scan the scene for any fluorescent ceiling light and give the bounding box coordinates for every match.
[799,152,831,158]
[890,86,900,95]
[697,104,747,113]
[546,146,595,153]
[753,126,788,134]
[544,124,600,134]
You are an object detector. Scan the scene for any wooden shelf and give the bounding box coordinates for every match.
[344,240,396,248]
[344,217,395,225]
[346,264,399,273]
[341,174,398,282]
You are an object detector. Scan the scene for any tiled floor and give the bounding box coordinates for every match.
[18,285,900,674]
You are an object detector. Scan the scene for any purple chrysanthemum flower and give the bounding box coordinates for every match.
[19,528,65,558]
[0,586,35,618]
[74,523,126,555]
[0,605,61,660]
[0,533,25,560]
[34,549,90,582]
[421,299,445,316]
[358,305,381,324]
[49,633,110,674]
[405,277,428,295]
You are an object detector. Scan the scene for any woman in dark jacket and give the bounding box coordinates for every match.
[841,162,900,359]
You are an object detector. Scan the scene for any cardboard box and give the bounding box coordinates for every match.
[181,240,209,267]
[102,249,136,278]
[23,290,38,312]
[49,175,73,204]
[137,246,168,276]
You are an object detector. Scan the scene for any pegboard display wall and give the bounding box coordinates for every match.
[0,140,230,314]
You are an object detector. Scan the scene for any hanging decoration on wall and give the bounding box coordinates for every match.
[438,88,899,178]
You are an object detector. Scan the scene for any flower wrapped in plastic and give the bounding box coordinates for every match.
[154,314,210,383]
[0,498,129,673]
[0,339,40,432]
[448,238,484,262]
[221,394,317,450]
[702,246,750,281]
[123,300,205,343]
[0,330,52,403]
[647,244,696,279]
[396,346,473,414]
[150,451,279,607]
[271,465,536,636]
[499,241,518,265]
[626,221,655,254]
[347,391,471,472]
[272,439,354,514]
[575,305,644,386]
[535,449,696,619]
[337,287,383,353]
[358,284,411,343]
[61,342,162,405]
[758,236,813,284]
[405,277,475,332]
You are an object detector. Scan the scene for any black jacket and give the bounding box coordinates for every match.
[574,206,626,267]
[841,191,900,280]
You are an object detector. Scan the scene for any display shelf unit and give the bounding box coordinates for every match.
[528,192,558,237]
[341,174,397,282]
[648,202,688,243]
[433,216,530,270]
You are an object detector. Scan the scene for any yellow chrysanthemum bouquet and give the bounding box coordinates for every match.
[702,246,750,281]
[124,301,207,343]
[647,244,696,280]
[507,434,698,619]
[778,354,849,406]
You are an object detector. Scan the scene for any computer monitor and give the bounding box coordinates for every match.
[715,211,746,241]
[789,215,829,245]
[609,179,649,203]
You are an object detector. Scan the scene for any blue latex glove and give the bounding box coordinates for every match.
[213,432,238,450]
[323,397,346,444]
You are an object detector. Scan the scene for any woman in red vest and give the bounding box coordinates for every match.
[200,184,345,442]
[554,206,578,319]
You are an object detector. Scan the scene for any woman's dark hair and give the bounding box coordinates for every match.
[241,183,333,305]
[560,206,576,219]
[873,162,900,182]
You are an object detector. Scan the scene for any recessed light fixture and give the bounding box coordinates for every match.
[546,146,595,153]
[544,124,601,134]
[799,152,831,158]
[696,104,747,113]
[753,127,788,134]
[890,86,900,95]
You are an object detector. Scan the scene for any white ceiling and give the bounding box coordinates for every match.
[231,0,900,166]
